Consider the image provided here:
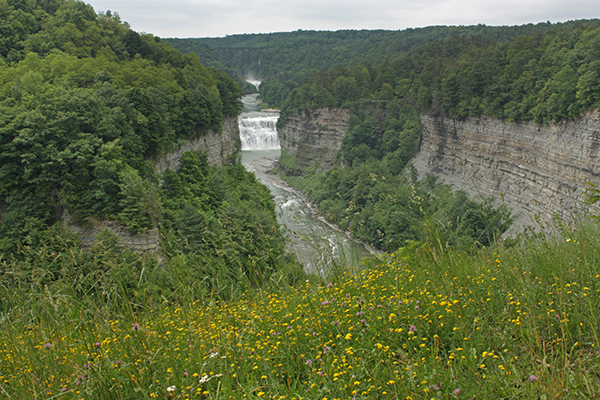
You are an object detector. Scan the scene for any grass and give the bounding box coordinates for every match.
[1,219,600,399]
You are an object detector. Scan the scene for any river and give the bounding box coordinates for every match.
[238,94,370,276]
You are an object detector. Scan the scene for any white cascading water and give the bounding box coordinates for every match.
[239,116,281,150]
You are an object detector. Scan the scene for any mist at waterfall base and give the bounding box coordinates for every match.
[238,94,369,276]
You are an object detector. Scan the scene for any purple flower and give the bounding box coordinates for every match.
[133,323,140,331]
[409,324,417,332]
[321,300,329,306]
[398,300,403,304]
[453,388,461,397]
[94,342,101,348]
[183,372,188,378]
[415,305,419,310]
[356,311,364,317]
[416,300,420,304]
[323,346,330,355]
[327,283,334,288]
[61,387,68,393]
[360,319,366,325]
[83,363,89,369]
[318,371,324,377]
[529,374,538,382]
[305,359,313,365]
[44,343,52,350]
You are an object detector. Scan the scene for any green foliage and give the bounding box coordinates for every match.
[160,151,301,294]
[0,0,247,252]
[2,218,600,398]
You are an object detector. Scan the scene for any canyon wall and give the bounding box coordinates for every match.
[154,116,240,175]
[278,108,350,174]
[66,116,240,255]
[412,111,600,227]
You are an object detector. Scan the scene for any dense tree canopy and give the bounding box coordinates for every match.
[0,0,247,256]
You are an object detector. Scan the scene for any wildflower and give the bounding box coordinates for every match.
[321,300,330,306]
[183,372,188,378]
[409,325,417,332]
[44,343,52,350]
[529,374,538,382]
[167,386,176,392]
[356,311,364,317]
[133,323,140,331]
[61,387,67,393]
[323,346,330,355]
[327,283,334,288]
[94,342,101,348]
[306,359,313,365]
[453,388,461,397]
[360,319,366,325]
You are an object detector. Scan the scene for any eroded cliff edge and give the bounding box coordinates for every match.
[412,111,600,227]
[278,108,350,174]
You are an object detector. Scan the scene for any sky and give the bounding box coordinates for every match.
[87,0,599,38]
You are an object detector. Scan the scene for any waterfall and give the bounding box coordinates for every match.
[247,80,261,91]
[239,116,280,150]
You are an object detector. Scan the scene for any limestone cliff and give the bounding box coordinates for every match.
[412,111,600,227]
[278,108,350,174]
[154,116,240,174]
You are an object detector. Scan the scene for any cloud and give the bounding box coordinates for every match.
[88,0,599,38]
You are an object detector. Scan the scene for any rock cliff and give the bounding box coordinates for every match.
[278,108,350,174]
[412,111,600,227]
[154,116,240,174]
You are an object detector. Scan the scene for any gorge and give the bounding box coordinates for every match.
[277,107,600,229]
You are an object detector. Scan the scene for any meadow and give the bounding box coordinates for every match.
[1,219,600,399]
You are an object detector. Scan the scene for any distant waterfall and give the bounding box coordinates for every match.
[239,116,280,150]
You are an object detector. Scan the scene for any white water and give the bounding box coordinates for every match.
[239,116,280,150]
[238,94,369,275]
[247,80,261,90]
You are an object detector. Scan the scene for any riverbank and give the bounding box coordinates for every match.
[251,156,383,257]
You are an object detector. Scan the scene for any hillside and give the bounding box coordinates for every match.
[0,0,298,297]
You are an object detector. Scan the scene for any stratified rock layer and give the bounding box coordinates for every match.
[154,116,240,174]
[412,111,600,227]
[278,108,350,174]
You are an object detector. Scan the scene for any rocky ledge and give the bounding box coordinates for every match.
[278,108,350,174]
[412,111,600,227]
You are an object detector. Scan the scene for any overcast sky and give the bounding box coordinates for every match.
[88,0,599,38]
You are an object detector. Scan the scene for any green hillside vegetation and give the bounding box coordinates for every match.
[165,37,257,93]
[271,22,600,252]
[0,0,298,296]
[2,3,600,398]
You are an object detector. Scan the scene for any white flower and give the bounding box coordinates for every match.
[167,385,176,392]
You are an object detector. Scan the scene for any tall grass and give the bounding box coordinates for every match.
[1,219,600,398]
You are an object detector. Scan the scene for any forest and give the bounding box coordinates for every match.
[2,2,600,398]
[0,0,299,299]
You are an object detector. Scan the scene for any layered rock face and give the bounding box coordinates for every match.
[278,108,350,174]
[412,111,600,227]
[63,213,160,254]
[154,116,240,175]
